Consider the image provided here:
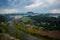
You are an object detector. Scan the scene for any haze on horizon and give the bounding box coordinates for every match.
[0,0,60,14]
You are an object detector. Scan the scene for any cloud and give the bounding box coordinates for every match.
[8,0,34,8]
[24,0,59,9]
[51,9,60,13]
[25,0,43,9]
[0,9,20,14]
[45,0,56,5]
[25,2,43,9]
[0,0,60,13]
[8,0,17,7]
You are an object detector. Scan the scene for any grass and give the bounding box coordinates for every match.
[21,17,30,23]
[13,22,59,40]
[0,23,22,40]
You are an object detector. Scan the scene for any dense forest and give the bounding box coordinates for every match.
[29,15,60,30]
[0,14,60,40]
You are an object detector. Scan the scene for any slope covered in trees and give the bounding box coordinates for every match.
[29,15,60,31]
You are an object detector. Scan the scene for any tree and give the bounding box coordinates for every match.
[30,15,60,31]
[0,15,8,23]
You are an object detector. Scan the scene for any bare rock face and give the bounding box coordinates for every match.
[48,31,60,39]
[20,31,40,40]
[38,30,60,39]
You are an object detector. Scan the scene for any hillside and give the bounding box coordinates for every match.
[0,14,60,40]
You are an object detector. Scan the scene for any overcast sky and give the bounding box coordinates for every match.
[0,0,60,14]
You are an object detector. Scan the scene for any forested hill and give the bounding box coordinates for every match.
[29,15,60,31]
[0,14,60,40]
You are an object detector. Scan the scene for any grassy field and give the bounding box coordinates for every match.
[13,21,59,40]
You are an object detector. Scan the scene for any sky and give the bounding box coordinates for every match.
[0,0,60,14]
